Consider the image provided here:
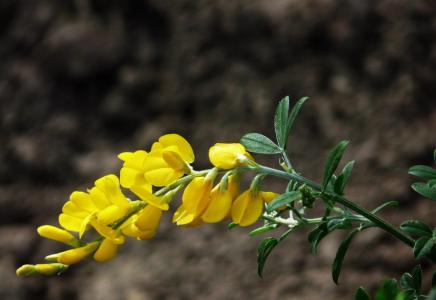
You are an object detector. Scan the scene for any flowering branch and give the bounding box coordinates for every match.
[16,97,436,300]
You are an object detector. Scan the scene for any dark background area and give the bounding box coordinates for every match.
[1,0,436,299]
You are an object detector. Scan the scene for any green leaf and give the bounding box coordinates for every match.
[411,182,436,200]
[266,191,301,213]
[322,140,350,191]
[413,236,434,259]
[355,287,371,300]
[285,97,309,146]
[332,229,359,284]
[240,133,282,154]
[371,201,399,214]
[410,265,422,293]
[400,220,432,237]
[409,165,436,180]
[227,222,238,230]
[248,224,277,236]
[334,160,355,194]
[257,237,279,278]
[400,273,414,291]
[428,288,436,300]
[308,223,329,254]
[434,149,436,164]
[308,218,352,255]
[274,96,290,148]
[375,279,403,300]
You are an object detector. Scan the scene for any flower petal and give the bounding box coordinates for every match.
[93,239,119,263]
[202,186,232,223]
[59,214,82,232]
[70,191,97,212]
[159,134,194,163]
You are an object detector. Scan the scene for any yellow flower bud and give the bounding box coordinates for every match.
[93,239,119,262]
[16,264,36,276]
[56,242,99,265]
[37,225,79,246]
[35,263,68,276]
[231,189,263,227]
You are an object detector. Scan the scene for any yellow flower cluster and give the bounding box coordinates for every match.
[17,134,278,276]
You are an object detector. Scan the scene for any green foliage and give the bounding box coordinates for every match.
[227,222,238,230]
[371,201,399,214]
[274,96,290,149]
[257,237,279,278]
[413,236,435,259]
[266,191,301,213]
[332,228,359,284]
[409,165,436,180]
[248,224,277,236]
[411,182,436,200]
[375,280,405,300]
[409,154,436,200]
[240,133,282,154]
[273,96,309,149]
[355,287,371,300]
[400,220,432,238]
[334,160,355,195]
[308,218,352,254]
[322,140,350,191]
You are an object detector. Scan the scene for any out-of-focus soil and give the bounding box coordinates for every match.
[1,1,436,299]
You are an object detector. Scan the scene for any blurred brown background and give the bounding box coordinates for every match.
[1,0,436,299]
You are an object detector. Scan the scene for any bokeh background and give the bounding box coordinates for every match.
[1,0,436,299]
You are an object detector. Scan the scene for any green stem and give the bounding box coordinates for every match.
[256,165,415,248]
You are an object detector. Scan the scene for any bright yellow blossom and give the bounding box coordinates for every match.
[231,189,264,227]
[118,150,152,191]
[142,134,195,186]
[209,143,253,169]
[201,184,232,223]
[58,175,132,237]
[173,177,212,225]
[121,193,168,240]
[93,239,119,262]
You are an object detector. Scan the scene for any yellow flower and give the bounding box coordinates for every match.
[142,134,195,187]
[201,184,232,223]
[47,242,99,265]
[93,239,119,262]
[58,175,132,237]
[118,150,152,191]
[231,189,264,227]
[121,193,168,240]
[209,143,254,169]
[173,177,212,225]
[227,174,241,199]
[37,225,80,247]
